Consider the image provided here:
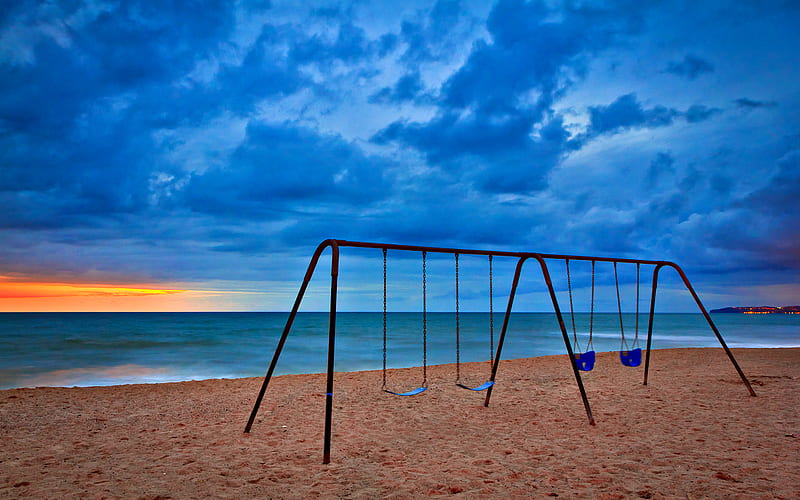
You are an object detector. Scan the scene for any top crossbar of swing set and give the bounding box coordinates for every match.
[244,239,757,464]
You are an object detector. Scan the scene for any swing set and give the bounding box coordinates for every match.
[244,239,756,464]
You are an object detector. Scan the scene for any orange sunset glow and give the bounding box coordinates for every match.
[0,278,196,312]
[0,276,265,312]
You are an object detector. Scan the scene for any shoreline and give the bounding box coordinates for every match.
[5,345,800,391]
[1,347,798,498]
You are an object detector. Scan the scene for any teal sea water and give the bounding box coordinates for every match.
[0,312,798,390]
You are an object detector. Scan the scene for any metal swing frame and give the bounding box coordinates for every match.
[244,239,757,464]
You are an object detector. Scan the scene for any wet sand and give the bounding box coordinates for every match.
[1,348,798,499]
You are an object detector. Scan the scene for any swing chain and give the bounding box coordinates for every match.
[489,254,494,363]
[455,253,460,381]
[615,261,628,352]
[634,262,640,348]
[566,259,579,351]
[382,248,387,390]
[422,251,427,385]
[588,260,595,351]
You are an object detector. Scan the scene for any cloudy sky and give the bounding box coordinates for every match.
[1,0,798,312]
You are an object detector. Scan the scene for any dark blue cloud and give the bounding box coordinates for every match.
[369,71,425,104]
[685,104,722,123]
[291,21,370,63]
[734,97,778,109]
[373,108,573,193]
[376,32,399,57]
[665,54,714,79]
[0,0,234,128]
[0,0,242,232]
[587,93,679,135]
[0,1,386,233]
[373,108,539,161]
[398,0,465,64]
[667,147,800,271]
[79,5,221,86]
[741,150,800,216]
[214,25,308,116]
[441,0,618,115]
[578,94,725,142]
[373,0,645,194]
[646,152,676,188]
[184,122,392,217]
[740,149,800,271]
[0,88,168,230]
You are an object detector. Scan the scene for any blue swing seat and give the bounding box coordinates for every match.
[574,350,596,371]
[456,381,495,391]
[384,386,427,397]
[620,348,642,367]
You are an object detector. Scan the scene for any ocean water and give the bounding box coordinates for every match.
[0,312,798,390]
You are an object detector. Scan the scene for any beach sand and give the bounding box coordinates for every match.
[1,348,798,499]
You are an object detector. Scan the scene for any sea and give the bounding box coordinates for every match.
[1,312,798,390]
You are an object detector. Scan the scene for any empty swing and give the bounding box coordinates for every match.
[454,253,495,391]
[615,262,642,367]
[382,249,428,396]
[568,259,596,371]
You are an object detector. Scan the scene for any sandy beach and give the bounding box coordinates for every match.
[1,347,798,499]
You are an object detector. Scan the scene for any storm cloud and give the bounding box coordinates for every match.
[1,0,799,310]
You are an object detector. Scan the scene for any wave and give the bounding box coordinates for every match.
[61,337,224,349]
[5,364,239,389]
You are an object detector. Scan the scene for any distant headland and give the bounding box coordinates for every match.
[710,306,800,315]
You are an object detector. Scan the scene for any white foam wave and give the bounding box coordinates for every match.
[15,364,238,388]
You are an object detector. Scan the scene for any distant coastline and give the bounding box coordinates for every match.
[710,306,800,315]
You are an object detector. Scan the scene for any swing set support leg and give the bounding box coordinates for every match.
[242,240,342,465]
[644,263,756,397]
[484,257,526,408]
[322,242,341,464]
[643,265,660,387]
[244,240,333,434]
[535,256,595,426]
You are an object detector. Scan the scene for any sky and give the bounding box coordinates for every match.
[1,0,799,312]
